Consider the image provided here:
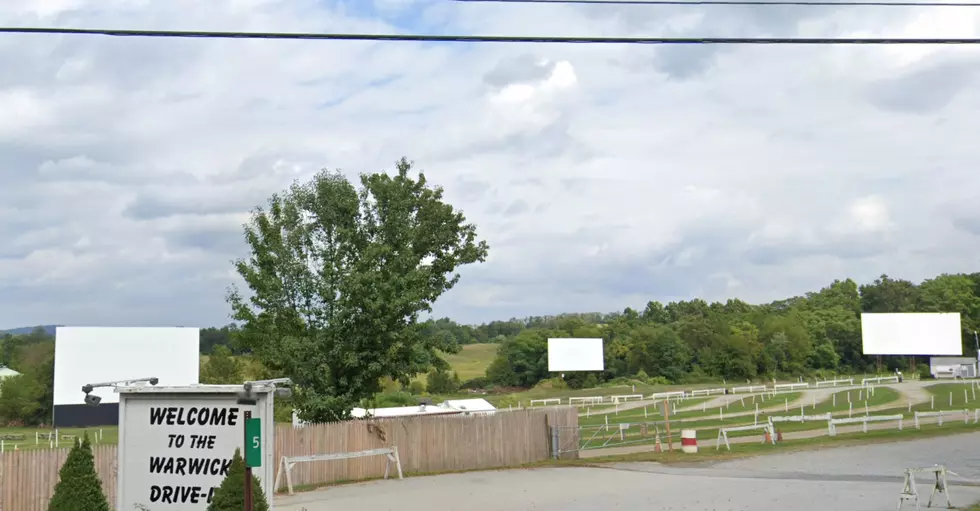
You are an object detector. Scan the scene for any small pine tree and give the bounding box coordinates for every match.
[207,448,269,511]
[48,433,110,511]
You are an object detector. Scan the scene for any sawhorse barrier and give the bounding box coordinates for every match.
[274,447,404,495]
[828,414,904,436]
[716,424,776,450]
[898,465,952,510]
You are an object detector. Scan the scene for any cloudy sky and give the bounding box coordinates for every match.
[1,0,979,329]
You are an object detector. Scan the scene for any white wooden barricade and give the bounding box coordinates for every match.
[689,388,727,397]
[828,414,904,436]
[651,391,686,400]
[731,385,767,394]
[815,378,854,388]
[611,394,644,403]
[530,398,561,406]
[773,382,809,391]
[768,413,832,428]
[898,465,952,510]
[274,447,404,495]
[568,396,604,406]
[913,410,972,429]
[862,376,899,386]
[716,424,776,450]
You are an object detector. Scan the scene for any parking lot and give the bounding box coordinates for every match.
[276,432,980,511]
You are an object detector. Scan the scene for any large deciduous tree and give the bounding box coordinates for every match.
[228,158,489,422]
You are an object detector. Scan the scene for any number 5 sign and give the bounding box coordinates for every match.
[244,417,262,468]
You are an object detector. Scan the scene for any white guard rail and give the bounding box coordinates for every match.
[274,447,404,495]
[650,391,686,400]
[689,388,727,397]
[568,396,604,406]
[773,382,810,391]
[769,413,832,427]
[731,385,767,394]
[610,394,644,403]
[815,378,854,387]
[913,410,973,428]
[828,414,904,436]
[716,424,776,450]
[862,376,899,385]
[529,398,561,406]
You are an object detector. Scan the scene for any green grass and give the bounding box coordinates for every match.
[925,382,980,407]
[805,387,901,415]
[442,343,499,381]
[0,426,118,451]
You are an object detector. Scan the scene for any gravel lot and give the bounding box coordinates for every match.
[276,433,980,511]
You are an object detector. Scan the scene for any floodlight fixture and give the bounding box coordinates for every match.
[80,376,159,406]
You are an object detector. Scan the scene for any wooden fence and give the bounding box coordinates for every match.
[0,444,117,511]
[0,408,577,510]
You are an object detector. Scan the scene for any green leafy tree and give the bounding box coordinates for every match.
[228,158,489,422]
[207,449,269,511]
[201,345,244,384]
[426,368,460,394]
[0,374,43,424]
[48,434,109,511]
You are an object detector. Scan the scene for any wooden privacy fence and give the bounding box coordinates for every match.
[276,408,579,489]
[0,408,577,510]
[0,444,117,511]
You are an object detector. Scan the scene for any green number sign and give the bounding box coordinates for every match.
[244,417,262,467]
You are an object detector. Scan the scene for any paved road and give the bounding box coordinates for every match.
[275,433,980,511]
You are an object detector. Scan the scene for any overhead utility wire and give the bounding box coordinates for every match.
[0,27,978,44]
[456,0,980,6]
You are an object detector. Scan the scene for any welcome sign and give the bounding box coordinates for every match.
[116,386,275,510]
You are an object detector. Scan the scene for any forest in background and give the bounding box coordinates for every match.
[1,272,978,425]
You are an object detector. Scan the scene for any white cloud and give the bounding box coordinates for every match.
[1,0,980,329]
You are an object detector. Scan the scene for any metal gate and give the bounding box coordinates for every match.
[551,420,670,458]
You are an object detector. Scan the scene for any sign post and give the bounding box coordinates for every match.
[244,412,260,511]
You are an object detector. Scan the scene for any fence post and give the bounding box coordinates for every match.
[551,426,560,460]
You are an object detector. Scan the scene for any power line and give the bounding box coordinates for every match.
[0,27,978,44]
[456,0,980,6]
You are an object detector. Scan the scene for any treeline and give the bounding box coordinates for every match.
[426,273,980,389]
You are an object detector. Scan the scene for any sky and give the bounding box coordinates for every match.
[1,0,979,329]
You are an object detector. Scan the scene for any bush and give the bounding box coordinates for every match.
[207,448,269,511]
[48,433,110,511]
[407,380,426,394]
[460,377,489,390]
[426,369,460,394]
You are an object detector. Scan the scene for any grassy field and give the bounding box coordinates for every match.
[805,387,901,415]
[442,343,499,381]
[924,382,980,407]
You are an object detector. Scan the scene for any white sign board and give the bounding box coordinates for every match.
[117,386,275,510]
[54,326,199,405]
[861,312,963,356]
[547,338,605,372]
